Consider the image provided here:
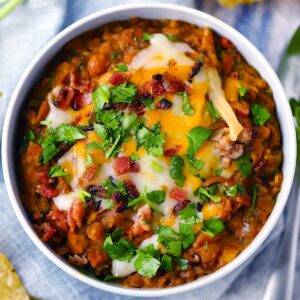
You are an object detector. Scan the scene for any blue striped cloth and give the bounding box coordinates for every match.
[0,0,299,299]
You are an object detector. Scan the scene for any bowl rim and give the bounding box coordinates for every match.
[1,3,296,297]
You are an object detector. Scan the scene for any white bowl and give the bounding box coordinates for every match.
[2,3,296,297]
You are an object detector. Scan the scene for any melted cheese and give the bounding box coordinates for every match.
[129,34,194,70]
[53,192,75,211]
[207,68,243,141]
[46,100,73,129]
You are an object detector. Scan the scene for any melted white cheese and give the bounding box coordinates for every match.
[53,192,75,211]
[111,234,159,278]
[45,85,73,128]
[129,33,194,70]
[207,68,243,141]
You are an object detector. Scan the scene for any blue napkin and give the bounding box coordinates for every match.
[0,0,300,299]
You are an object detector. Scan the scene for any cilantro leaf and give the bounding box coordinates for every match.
[179,223,195,249]
[178,203,200,224]
[174,257,189,270]
[238,86,248,98]
[178,92,194,116]
[111,83,138,104]
[166,34,180,42]
[78,189,92,203]
[157,226,182,257]
[249,185,258,216]
[130,153,140,161]
[134,255,160,278]
[250,103,271,126]
[102,177,126,199]
[48,165,69,178]
[39,128,59,164]
[103,236,136,261]
[160,254,173,271]
[56,124,86,143]
[86,151,93,166]
[114,63,128,72]
[146,190,166,205]
[206,101,221,120]
[23,130,35,143]
[169,155,186,187]
[237,151,252,177]
[184,154,204,176]
[142,33,153,42]
[141,97,155,110]
[197,187,221,203]
[136,123,166,157]
[92,84,110,112]
[202,218,225,237]
[94,123,108,139]
[225,183,245,197]
[187,127,212,156]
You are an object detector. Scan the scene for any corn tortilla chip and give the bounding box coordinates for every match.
[0,253,29,300]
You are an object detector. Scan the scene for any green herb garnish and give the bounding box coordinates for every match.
[250,103,271,126]
[169,155,186,187]
[187,127,212,156]
[237,151,252,177]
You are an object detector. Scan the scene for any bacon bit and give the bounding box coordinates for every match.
[113,156,140,175]
[174,200,191,213]
[170,186,187,201]
[164,145,181,157]
[254,160,267,174]
[47,210,68,232]
[233,102,250,118]
[132,204,152,236]
[36,184,58,198]
[86,222,104,242]
[163,73,186,93]
[54,86,75,110]
[236,193,251,207]
[156,98,172,110]
[110,73,126,85]
[71,91,85,110]
[87,185,107,198]
[78,165,98,187]
[70,73,93,92]
[124,180,139,199]
[38,222,57,242]
[37,167,51,184]
[87,246,108,268]
[67,199,85,233]
[221,53,233,76]
[151,78,166,96]
[203,176,226,187]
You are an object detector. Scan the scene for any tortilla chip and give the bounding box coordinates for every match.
[218,0,262,7]
[0,253,29,300]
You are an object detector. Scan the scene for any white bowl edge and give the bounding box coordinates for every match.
[1,3,296,297]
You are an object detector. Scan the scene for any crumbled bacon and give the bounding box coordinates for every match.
[87,185,107,198]
[124,180,139,199]
[236,193,251,207]
[54,86,75,110]
[170,186,187,201]
[174,200,191,213]
[110,72,126,85]
[37,167,51,184]
[78,165,98,187]
[67,199,85,233]
[113,156,140,175]
[36,184,58,198]
[37,222,57,242]
[163,73,186,93]
[132,204,152,236]
[254,160,267,174]
[164,145,181,157]
[151,77,166,96]
[47,210,68,232]
[70,73,93,92]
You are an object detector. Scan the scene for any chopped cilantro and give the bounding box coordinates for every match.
[157,226,182,257]
[103,236,136,261]
[86,141,103,150]
[160,254,173,271]
[206,101,221,120]
[179,223,195,249]
[202,218,225,237]
[237,151,252,177]
[178,203,200,224]
[238,86,248,97]
[48,165,69,178]
[146,190,166,205]
[94,123,108,139]
[78,189,92,203]
[178,92,194,116]
[166,34,180,42]
[141,97,155,110]
[23,130,35,144]
[187,127,212,156]
[174,257,188,270]
[111,83,138,104]
[136,123,166,157]
[225,183,245,197]
[197,187,221,203]
[130,153,140,161]
[215,168,222,176]
[92,84,110,112]
[250,103,271,126]
[103,275,119,282]
[151,160,163,172]
[56,124,86,143]
[102,177,126,199]
[86,151,93,166]
[142,33,153,42]
[114,63,128,72]
[39,128,59,164]
[40,120,52,126]
[169,155,186,187]
[249,185,258,216]
[111,51,119,60]
[184,154,204,176]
